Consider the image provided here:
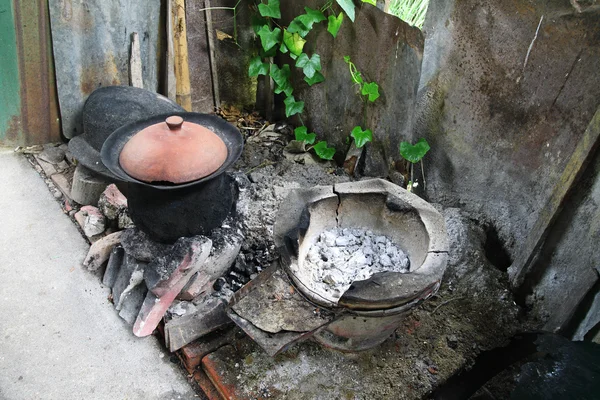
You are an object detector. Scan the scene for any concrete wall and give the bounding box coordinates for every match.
[415,0,600,254]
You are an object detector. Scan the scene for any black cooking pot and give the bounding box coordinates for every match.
[100,112,244,243]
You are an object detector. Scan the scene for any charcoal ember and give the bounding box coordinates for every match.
[213,277,228,291]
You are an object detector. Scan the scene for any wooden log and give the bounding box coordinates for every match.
[173,0,192,111]
[509,105,600,289]
[129,32,143,88]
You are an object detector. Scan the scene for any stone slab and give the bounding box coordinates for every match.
[112,254,146,311]
[102,245,124,287]
[83,230,123,271]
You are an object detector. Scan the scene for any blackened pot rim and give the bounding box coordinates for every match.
[100,112,243,190]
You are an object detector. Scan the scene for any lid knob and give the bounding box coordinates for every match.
[165,115,184,130]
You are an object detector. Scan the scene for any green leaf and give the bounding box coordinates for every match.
[304,71,325,86]
[361,81,380,102]
[248,56,269,77]
[350,126,373,148]
[270,64,293,96]
[335,0,355,22]
[313,141,336,160]
[287,19,311,38]
[283,30,306,56]
[279,41,288,53]
[290,53,298,60]
[298,7,326,29]
[399,138,431,164]
[327,13,343,38]
[294,126,316,144]
[258,0,281,18]
[251,15,268,34]
[296,53,321,79]
[257,25,282,51]
[361,0,377,5]
[284,96,305,117]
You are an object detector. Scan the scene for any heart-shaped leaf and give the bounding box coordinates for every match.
[248,56,269,77]
[335,0,355,22]
[327,12,343,38]
[283,30,306,56]
[257,25,282,52]
[296,53,321,79]
[287,18,311,38]
[258,0,281,18]
[294,126,316,144]
[313,141,336,160]
[284,95,305,117]
[270,64,293,96]
[361,81,380,102]
[399,138,430,164]
[304,71,325,86]
[350,126,373,148]
[298,7,326,30]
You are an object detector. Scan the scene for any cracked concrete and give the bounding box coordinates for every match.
[0,149,197,400]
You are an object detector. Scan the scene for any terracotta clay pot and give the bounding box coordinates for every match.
[119,115,228,184]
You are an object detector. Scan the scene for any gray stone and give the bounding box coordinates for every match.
[70,164,110,206]
[121,228,172,263]
[38,146,65,164]
[79,205,106,237]
[280,2,423,172]
[415,0,600,254]
[103,246,124,288]
[112,255,147,311]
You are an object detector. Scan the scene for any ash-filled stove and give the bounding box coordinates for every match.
[228,179,449,354]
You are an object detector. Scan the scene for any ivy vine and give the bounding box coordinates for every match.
[249,0,379,161]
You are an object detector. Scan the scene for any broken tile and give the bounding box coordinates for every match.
[179,236,242,301]
[133,237,212,337]
[103,246,125,287]
[145,236,212,297]
[34,155,58,176]
[112,254,146,311]
[165,296,231,352]
[83,231,124,271]
[178,329,235,373]
[50,173,73,201]
[98,184,128,220]
[118,281,148,325]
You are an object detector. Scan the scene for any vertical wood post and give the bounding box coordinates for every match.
[173,0,192,111]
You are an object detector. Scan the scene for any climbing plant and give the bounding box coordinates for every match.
[399,138,430,191]
[248,0,379,160]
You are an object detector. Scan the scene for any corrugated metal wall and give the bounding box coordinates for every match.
[0,0,61,146]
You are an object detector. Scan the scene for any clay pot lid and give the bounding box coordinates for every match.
[119,115,228,184]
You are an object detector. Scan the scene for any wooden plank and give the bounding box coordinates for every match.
[205,0,220,109]
[166,0,177,101]
[509,105,600,289]
[129,32,143,88]
[173,0,192,111]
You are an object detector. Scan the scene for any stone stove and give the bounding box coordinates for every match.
[228,179,449,354]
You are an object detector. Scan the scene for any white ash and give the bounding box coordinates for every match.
[304,228,410,302]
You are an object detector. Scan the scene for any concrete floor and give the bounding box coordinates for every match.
[0,149,198,400]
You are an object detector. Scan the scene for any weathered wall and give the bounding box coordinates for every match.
[280,1,423,175]
[0,0,61,146]
[527,138,600,335]
[415,0,600,253]
[49,0,163,138]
